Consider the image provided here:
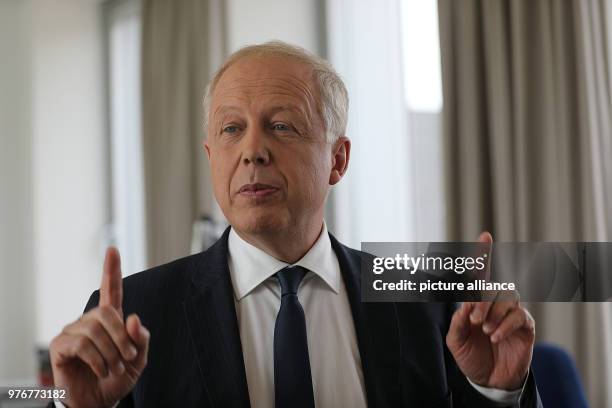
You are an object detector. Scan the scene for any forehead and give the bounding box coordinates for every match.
[211,55,318,111]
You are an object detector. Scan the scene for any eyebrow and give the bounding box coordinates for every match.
[267,105,307,116]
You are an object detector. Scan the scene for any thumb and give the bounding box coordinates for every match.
[126,314,149,371]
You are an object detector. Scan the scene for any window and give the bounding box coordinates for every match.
[105,0,146,274]
[400,0,447,242]
[326,0,446,245]
[401,0,443,112]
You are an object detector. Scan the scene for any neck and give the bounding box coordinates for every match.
[234,219,324,264]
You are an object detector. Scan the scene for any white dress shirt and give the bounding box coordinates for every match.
[228,223,367,408]
[56,222,522,407]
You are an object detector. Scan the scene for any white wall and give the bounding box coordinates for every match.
[409,111,446,242]
[30,0,107,345]
[226,0,322,53]
[0,0,107,382]
[0,0,36,383]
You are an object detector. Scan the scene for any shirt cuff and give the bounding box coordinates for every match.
[467,370,528,405]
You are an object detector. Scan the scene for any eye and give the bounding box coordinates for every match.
[222,125,239,134]
[272,123,291,132]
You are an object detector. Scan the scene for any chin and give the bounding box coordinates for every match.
[230,208,290,235]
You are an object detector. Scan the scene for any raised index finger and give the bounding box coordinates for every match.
[470,232,494,322]
[100,246,123,313]
[477,231,493,281]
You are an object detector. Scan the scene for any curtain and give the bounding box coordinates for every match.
[141,0,226,267]
[438,0,612,406]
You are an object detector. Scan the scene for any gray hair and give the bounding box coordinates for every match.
[203,41,349,143]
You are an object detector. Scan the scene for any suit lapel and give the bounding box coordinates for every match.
[330,233,402,408]
[182,228,250,408]
[181,228,401,407]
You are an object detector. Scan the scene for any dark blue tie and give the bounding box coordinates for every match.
[274,266,315,408]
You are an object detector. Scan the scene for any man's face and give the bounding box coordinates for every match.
[205,55,346,236]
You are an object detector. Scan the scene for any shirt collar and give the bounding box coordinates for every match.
[228,221,340,300]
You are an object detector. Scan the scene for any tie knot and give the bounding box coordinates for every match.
[276,266,308,296]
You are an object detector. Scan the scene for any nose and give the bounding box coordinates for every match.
[241,125,270,166]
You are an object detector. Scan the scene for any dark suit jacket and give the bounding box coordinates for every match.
[79,228,541,407]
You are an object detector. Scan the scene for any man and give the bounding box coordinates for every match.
[49,41,541,407]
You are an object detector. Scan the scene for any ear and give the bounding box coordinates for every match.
[329,136,351,185]
[204,139,211,160]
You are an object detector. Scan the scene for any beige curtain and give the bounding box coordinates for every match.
[438,0,612,406]
[141,0,226,267]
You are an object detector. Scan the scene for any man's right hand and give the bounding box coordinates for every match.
[50,247,150,408]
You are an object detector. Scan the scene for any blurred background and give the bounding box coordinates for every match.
[0,0,611,406]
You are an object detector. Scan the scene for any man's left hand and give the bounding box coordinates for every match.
[446,232,536,390]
